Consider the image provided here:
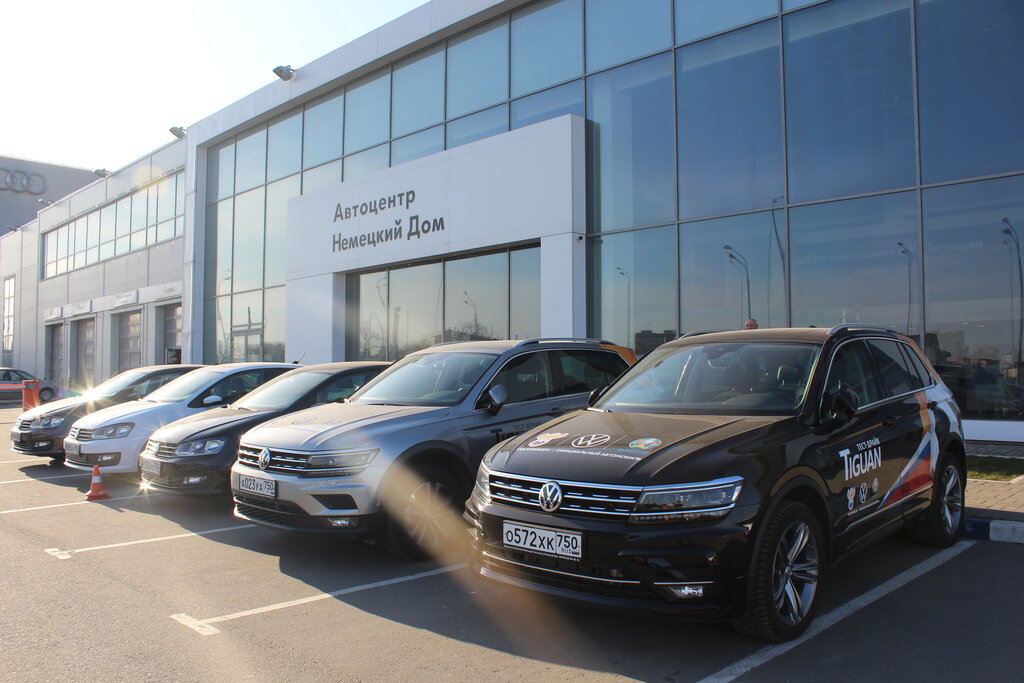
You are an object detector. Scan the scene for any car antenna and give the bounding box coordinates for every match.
[292,352,306,365]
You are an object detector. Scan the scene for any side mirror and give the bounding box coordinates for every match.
[202,395,223,406]
[827,385,859,427]
[588,385,608,406]
[483,385,507,415]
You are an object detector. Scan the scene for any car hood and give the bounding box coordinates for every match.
[242,402,451,451]
[71,399,187,431]
[149,407,275,445]
[490,409,792,486]
[18,395,114,421]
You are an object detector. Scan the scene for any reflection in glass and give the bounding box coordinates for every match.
[263,287,285,362]
[790,192,919,333]
[680,211,786,332]
[343,144,389,182]
[157,178,175,223]
[389,262,443,358]
[784,0,914,202]
[232,290,263,362]
[511,81,583,130]
[267,112,302,182]
[208,143,234,202]
[917,0,1024,184]
[446,106,508,150]
[356,271,389,361]
[510,247,541,339]
[232,188,265,293]
[924,175,1024,421]
[206,201,233,297]
[678,21,782,219]
[204,296,231,363]
[447,19,508,119]
[302,93,344,169]
[445,253,509,341]
[586,0,672,72]
[589,226,678,356]
[301,160,341,195]
[675,0,777,44]
[344,70,391,154]
[264,175,300,288]
[392,46,444,138]
[587,54,675,233]
[391,126,444,166]
[234,128,267,193]
[511,0,582,97]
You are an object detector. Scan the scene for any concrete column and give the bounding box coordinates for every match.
[540,233,586,338]
[285,273,347,364]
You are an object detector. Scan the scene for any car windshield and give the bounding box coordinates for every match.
[596,342,821,416]
[232,371,328,411]
[144,369,221,403]
[81,369,151,399]
[351,352,495,406]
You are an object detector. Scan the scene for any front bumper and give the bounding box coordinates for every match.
[467,502,757,619]
[10,426,67,456]
[63,434,148,474]
[138,453,232,495]
[229,462,386,537]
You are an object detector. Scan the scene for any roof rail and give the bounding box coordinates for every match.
[677,329,723,339]
[514,338,613,347]
[827,324,896,336]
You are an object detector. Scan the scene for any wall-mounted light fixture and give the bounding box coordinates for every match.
[93,169,111,177]
[273,65,295,81]
[169,126,187,139]
[37,198,54,206]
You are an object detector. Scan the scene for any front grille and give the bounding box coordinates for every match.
[489,472,641,520]
[237,444,307,473]
[146,440,178,458]
[480,547,657,601]
[234,493,322,529]
[18,419,32,430]
[66,451,120,466]
[69,427,95,442]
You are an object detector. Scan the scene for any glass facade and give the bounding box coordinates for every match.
[2,276,13,366]
[200,0,1024,422]
[43,172,184,278]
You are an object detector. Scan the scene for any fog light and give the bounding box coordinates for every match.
[38,441,52,448]
[665,584,706,599]
[98,454,117,462]
[184,476,208,484]
[327,517,359,528]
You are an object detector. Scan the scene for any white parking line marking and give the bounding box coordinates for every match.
[0,473,87,485]
[44,524,255,560]
[697,540,974,683]
[171,563,467,635]
[0,492,161,515]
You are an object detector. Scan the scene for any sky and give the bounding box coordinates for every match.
[2,0,430,171]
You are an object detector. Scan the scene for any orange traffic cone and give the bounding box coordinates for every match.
[85,465,110,501]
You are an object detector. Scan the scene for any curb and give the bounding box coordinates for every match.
[964,517,1024,544]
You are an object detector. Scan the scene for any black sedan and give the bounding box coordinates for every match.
[11,364,202,461]
[138,362,388,495]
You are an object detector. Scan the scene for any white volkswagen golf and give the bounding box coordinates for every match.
[63,363,294,475]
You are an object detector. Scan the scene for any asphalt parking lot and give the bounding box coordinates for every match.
[1,404,1021,682]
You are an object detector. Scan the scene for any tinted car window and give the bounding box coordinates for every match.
[827,341,881,407]
[899,342,934,388]
[314,369,382,403]
[487,352,554,404]
[552,350,628,397]
[869,340,923,398]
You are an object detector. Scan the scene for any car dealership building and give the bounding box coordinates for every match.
[1,0,1022,440]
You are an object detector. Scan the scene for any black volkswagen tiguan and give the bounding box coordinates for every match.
[465,325,965,641]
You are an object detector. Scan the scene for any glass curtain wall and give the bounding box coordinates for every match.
[202,0,1024,421]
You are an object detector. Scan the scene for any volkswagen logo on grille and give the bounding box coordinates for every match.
[571,433,611,448]
[258,448,271,470]
[538,481,563,512]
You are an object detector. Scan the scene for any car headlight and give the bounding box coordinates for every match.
[471,463,491,507]
[91,423,135,439]
[175,439,226,456]
[303,449,378,477]
[629,477,743,524]
[30,414,67,429]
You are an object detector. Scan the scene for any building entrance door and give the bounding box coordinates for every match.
[73,319,95,390]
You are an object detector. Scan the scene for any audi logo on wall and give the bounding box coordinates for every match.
[0,169,47,195]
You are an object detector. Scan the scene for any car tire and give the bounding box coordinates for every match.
[734,500,823,642]
[39,388,55,402]
[907,451,965,547]
[381,464,464,561]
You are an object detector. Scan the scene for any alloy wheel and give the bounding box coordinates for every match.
[941,465,963,536]
[771,520,819,626]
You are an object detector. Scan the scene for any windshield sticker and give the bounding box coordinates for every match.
[529,432,569,447]
[628,438,662,451]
